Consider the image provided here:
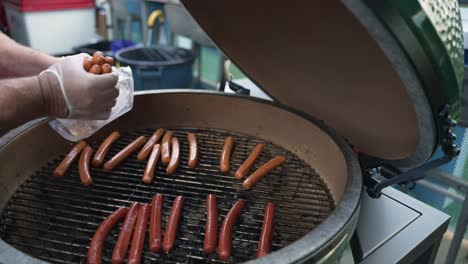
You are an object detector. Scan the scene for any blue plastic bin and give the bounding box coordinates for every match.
[115,45,195,90]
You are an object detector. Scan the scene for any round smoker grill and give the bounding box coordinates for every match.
[0,128,335,263]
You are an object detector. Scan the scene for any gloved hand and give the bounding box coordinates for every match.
[37,53,119,120]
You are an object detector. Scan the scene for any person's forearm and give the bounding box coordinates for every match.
[0,73,67,134]
[0,32,59,79]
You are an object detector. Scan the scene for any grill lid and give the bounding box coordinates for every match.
[181,0,463,168]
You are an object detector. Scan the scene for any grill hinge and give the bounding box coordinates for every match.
[361,104,460,198]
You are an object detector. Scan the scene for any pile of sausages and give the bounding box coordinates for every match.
[83,51,115,75]
[52,129,195,186]
[87,194,275,263]
[220,136,286,189]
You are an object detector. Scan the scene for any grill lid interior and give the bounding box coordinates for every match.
[180,0,463,168]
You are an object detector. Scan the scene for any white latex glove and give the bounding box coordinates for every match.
[38,53,119,120]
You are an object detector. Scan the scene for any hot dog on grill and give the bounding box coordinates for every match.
[149,194,163,252]
[242,156,285,190]
[162,196,183,253]
[88,207,128,264]
[112,203,140,264]
[161,131,173,164]
[166,137,180,174]
[137,128,164,161]
[220,136,234,173]
[218,199,245,261]
[204,194,218,254]
[257,202,275,258]
[128,203,150,264]
[187,133,198,169]
[103,136,147,171]
[53,140,87,177]
[79,145,93,186]
[93,131,120,168]
[235,144,264,179]
[142,144,161,184]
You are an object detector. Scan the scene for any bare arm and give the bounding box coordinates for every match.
[0,32,59,79]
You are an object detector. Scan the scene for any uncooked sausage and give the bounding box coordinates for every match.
[162,196,183,253]
[137,128,164,161]
[242,156,285,190]
[93,131,120,168]
[53,140,87,177]
[142,144,161,184]
[257,202,275,258]
[149,194,163,252]
[204,194,218,254]
[235,144,264,179]
[79,145,93,186]
[220,136,234,173]
[166,137,180,174]
[112,203,140,264]
[88,207,128,264]
[218,199,245,261]
[187,133,198,169]
[128,204,150,264]
[161,131,173,164]
[103,136,147,171]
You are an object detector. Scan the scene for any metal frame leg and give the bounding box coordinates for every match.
[446,197,468,264]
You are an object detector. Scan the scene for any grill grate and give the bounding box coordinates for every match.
[0,128,335,263]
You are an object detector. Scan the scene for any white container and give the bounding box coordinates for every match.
[3,2,96,55]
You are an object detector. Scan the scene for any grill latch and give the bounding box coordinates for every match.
[362,104,460,198]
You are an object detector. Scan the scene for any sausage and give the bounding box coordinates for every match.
[89,65,102,75]
[257,202,275,258]
[79,145,93,186]
[242,156,286,190]
[142,144,161,184]
[161,131,173,164]
[204,194,218,254]
[103,136,147,171]
[53,140,87,177]
[101,63,112,74]
[220,136,234,173]
[166,137,180,174]
[93,52,105,65]
[162,196,184,253]
[88,207,128,264]
[187,133,198,169]
[218,199,245,261]
[93,131,120,168]
[83,58,94,71]
[149,194,163,252]
[112,203,141,264]
[104,56,115,65]
[128,204,151,264]
[235,144,264,179]
[137,128,164,161]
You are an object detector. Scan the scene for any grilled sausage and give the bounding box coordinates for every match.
[235,144,264,179]
[101,63,112,74]
[83,58,94,71]
[220,136,234,173]
[88,207,128,264]
[128,204,151,264]
[149,194,163,252]
[166,137,180,174]
[89,64,102,75]
[137,128,164,161]
[103,136,147,171]
[218,199,245,261]
[104,56,115,65]
[112,203,140,264]
[162,196,183,253]
[257,202,275,258]
[142,144,161,184]
[93,131,120,168]
[93,52,105,65]
[204,194,218,254]
[79,145,93,186]
[242,156,285,190]
[187,133,198,169]
[53,140,87,177]
[161,131,173,164]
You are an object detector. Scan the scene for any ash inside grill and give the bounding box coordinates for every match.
[0,128,335,263]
